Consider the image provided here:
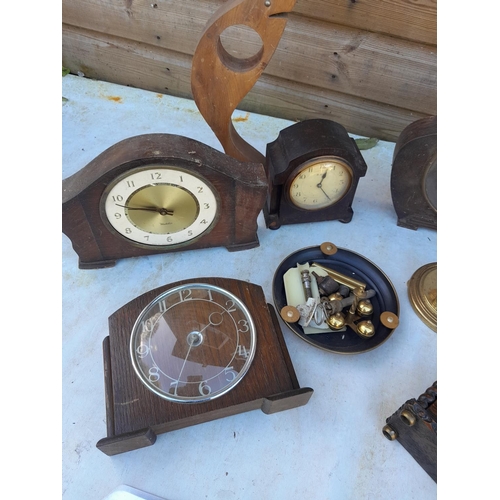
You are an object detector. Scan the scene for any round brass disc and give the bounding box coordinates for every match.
[408,262,437,332]
[320,242,338,255]
[380,311,400,329]
[280,306,300,323]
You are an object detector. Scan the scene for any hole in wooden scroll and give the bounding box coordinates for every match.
[217,25,264,72]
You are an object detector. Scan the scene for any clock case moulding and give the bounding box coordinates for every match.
[96,277,314,456]
[62,134,268,269]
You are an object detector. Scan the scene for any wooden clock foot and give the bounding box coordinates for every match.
[78,258,116,270]
[96,428,157,456]
[261,387,314,414]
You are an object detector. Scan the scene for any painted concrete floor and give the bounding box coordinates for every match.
[62,75,437,500]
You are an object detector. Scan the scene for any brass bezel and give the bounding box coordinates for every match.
[285,155,353,211]
[408,262,437,332]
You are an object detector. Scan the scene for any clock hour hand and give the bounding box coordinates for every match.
[115,204,174,216]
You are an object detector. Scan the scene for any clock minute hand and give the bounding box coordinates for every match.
[115,204,174,216]
[316,172,331,200]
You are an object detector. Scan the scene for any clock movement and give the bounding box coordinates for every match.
[391,115,437,230]
[273,242,399,354]
[62,134,267,269]
[263,119,368,229]
[96,277,313,455]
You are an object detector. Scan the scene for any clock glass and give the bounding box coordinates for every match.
[102,166,218,247]
[130,283,257,403]
[288,156,353,210]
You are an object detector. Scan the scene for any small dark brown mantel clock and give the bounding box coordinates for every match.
[62,134,268,269]
[263,119,368,229]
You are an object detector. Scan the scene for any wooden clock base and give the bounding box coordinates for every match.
[96,278,314,456]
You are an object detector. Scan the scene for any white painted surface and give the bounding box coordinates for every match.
[62,75,437,500]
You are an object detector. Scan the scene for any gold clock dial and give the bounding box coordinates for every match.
[288,156,353,210]
[126,184,198,234]
[102,166,218,247]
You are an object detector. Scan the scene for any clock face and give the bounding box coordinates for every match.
[288,156,353,210]
[102,166,218,247]
[130,283,257,403]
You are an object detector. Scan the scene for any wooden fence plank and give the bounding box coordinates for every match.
[63,25,429,141]
[62,0,436,114]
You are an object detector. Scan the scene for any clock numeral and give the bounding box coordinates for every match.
[125,228,132,234]
[179,288,192,301]
[225,300,237,313]
[166,236,173,243]
[197,186,204,193]
[179,175,184,182]
[114,213,121,219]
[188,230,193,237]
[150,172,162,180]
[237,345,250,358]
[200,219,208,224]
[136,344,150,358]
[170,381,179,395]
[112,195,124,202]
[237,319,249,333]
[141,318,154,332]
[207,289,213,301]
[224,367,237,382]
[144,235,150,241]
[127,180,135,188]
[199,381,212,396]
[148,366,160,383]
[203,203,210,209]
[158,299,167,313]
[295,192,301,197]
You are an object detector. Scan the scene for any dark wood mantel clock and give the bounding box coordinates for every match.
[96,277,313,456]
[62,134,268,269]
[390,116,437,230]
[263,119,368,229]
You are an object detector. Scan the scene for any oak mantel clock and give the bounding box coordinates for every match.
[263,119,368,229]
[96,277,313,455]
[62,134,268,269]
